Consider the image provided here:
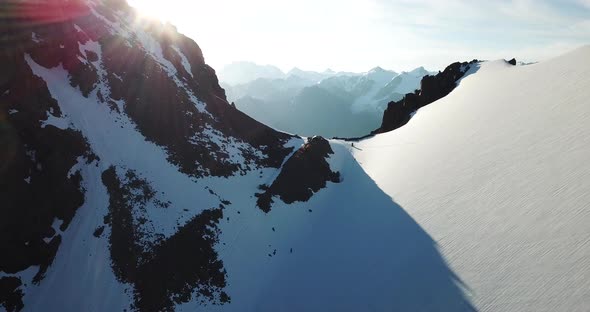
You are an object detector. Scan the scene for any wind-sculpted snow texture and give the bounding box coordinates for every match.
[353,46,590,311]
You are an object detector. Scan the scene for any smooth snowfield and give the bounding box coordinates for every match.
[353,46,590,311]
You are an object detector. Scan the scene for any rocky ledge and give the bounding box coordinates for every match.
[256,136,341,212]
[373,59,479,134]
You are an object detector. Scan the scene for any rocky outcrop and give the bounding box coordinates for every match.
[101,26,292,177]
[256,136,341,212]
[101,167,229,311]
[0,277,23,312]
[0,42,93,295]
[372,60,478,134]
[508,58,517,66]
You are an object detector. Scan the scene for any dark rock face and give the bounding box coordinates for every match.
[0,277,24,312]
[256,136,341,212]
[101,167,229,311]
[3,0,294,179]
[508,58,517,66]
[100,29,292,177]
[0,4,101,308]
[0,37,92,295]
[373,60,478,134]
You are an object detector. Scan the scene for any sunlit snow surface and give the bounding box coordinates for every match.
[353,46,590,312]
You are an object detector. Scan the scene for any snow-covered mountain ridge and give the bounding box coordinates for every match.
[1,0,590,311]
[352,45,590,311]
[0,0,314,310]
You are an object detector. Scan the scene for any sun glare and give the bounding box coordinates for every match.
[127,0,172,22]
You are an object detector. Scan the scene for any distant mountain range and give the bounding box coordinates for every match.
[218,62,286,85]
[220,62,435,138]
[218,61,359,86]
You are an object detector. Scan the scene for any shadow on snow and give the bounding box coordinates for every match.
[255,143,477,311]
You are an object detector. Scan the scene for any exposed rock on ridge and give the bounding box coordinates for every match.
[373,60,478,134]
[256,136,341,212]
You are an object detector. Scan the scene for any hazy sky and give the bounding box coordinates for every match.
[127,0,590,72]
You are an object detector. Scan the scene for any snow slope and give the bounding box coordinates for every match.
[352,46,590,311]
[197,142,473,312]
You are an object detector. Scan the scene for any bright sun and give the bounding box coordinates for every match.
[123,0,238,71]
[126,0,173,22]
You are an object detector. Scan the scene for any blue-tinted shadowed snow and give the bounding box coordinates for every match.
[206,142,477,312]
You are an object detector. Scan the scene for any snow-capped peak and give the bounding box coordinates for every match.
[407,66,429,76]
